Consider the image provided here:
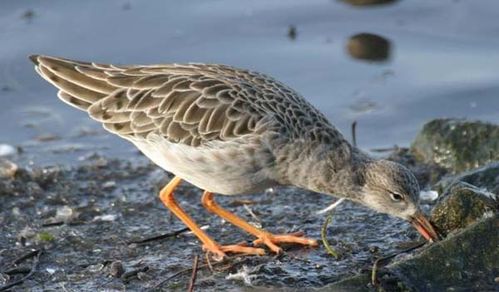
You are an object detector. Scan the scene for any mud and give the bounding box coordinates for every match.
[1,154,428,291]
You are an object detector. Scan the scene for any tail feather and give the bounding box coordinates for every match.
[37,64,105,103]
[57,91,92,111]
[30,55,118,107]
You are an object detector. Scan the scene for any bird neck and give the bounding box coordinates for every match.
[277,141,370,200]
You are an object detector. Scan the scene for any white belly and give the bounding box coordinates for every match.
[129,134,278,195]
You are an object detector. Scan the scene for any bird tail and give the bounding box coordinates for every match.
[29,55,119,111]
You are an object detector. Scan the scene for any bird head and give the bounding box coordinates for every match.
[354,159,440,242]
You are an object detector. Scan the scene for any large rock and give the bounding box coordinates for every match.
[318,215,499,291]
[411,119,499,173]
[436,161,499,195]
[430,182,497,237]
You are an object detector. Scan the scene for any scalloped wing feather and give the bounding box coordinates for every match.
[30,55,340,148]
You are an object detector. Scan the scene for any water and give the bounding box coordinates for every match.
[1,0,499,164]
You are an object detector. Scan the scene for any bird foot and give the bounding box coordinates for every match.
[252,231,318,254]
[203,242,265,261]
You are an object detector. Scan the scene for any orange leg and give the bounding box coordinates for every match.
[159,176,265,260]
[201,191,318,254]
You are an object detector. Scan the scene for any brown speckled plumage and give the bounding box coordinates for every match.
[30,55,439,245]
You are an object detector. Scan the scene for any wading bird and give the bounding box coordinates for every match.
[30,55,439,260]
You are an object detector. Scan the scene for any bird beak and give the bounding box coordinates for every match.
[410,211,440,242]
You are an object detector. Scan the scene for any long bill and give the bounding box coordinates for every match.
[410,210,440,242]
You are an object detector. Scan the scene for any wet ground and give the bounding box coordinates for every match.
[1,154,429,291]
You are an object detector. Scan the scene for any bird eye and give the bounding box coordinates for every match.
[390,192,403,202]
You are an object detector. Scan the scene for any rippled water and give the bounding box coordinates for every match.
[1,0,499,164]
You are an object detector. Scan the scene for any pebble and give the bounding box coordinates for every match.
[55,206,74,221]
[0,144,16,157]
[93,214,118,222]
[102,181,116,189]
[420,190,439,202]
[109,261,125,278]
[0,158,18,178]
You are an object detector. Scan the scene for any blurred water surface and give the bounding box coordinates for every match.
[1,0,498,164]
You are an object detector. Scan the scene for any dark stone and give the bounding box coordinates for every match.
[318,215,499,291]
[109,261,125,278]
[341,0,398,7]
[347,33,391,62]
[389,215,498,291]
[411,119,499,173]
[431,181,497,237]
[435,161,499,196]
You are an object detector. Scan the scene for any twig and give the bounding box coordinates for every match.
[41,220,86,227]
[13,249,41,265]
[128,227,189,244]
[152,260,227,290]
[370,145,404,153]
[3,267,31,275]
[152,267,196,290]
[321,214,340,259]
[205,253,214,273]
[187,255,199,292]
[351,120,357,147]
[371,240,426,286]
[316,198,345,215]
[0,249,42,291]
[243,204,261,223]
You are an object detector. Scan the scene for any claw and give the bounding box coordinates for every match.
[253,231,318,254]
[203,242,265,261]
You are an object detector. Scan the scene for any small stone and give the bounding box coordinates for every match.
[137,271,150,281]
[109,261,125,278]
[0,159,18,178]
[102,181,116,189]
[419,190,439,202]
[21,9,35,20]
[287,25,297,40]
[347,33,391,62]
[55,206,74,221]
[0,273,10,285]
[342,0,397,6]
[87,263,105,273]
[0,144,16,157]
[93,214,117,222]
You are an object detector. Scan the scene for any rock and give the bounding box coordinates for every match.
[435,161,499,195]
[411,119,499,173]
[109,261,125,278]
[0,144,16,157]
[419,190,438,202]
[318,215,499,291]
[347,33,391,62]
[316,274,371,292]
[430,182,497,236]
[0,159,18,179]
[341,0,398,7]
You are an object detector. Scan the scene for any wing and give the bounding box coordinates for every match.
[30,55,339,147]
